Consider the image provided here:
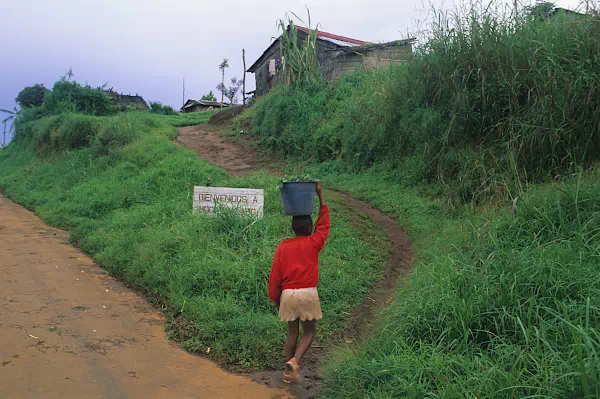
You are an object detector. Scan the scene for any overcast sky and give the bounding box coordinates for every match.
[1,0,582,140]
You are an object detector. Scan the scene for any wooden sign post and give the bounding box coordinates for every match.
[193,186,264,218]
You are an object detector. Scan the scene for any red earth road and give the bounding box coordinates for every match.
[0,194,289,399]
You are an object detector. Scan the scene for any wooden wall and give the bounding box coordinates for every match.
[252,33,413,96]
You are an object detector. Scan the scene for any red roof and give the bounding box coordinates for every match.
[296,26,369,46]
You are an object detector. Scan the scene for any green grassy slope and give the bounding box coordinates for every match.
[301,163,599,398]
[0,111,387,370]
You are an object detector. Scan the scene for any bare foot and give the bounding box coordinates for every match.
[284,358,300,384]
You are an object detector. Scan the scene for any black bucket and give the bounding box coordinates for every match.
[280,181,316,216]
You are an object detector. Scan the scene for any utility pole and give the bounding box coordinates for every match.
[242,49,247,106]
[182,78,185,110]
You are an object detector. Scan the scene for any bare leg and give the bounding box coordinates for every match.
[285,320,299,361]
[294,320,316,364]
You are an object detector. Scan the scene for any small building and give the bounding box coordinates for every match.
[181,99,231,113]
[550,7,587,18]
[247,26,415,96]
[104,90,148,110]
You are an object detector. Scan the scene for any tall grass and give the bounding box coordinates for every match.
[277,9,321,88]
[248,9,600,203]
[314,166,600,398]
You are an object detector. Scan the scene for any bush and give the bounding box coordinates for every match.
[16,84,48,108]
[44,79,113,116]
[94,114,155,152]
[149,101,176,115]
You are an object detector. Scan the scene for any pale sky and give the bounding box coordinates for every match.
[0,0,582,141]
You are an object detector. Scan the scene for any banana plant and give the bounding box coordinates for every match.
[276,8,321,89]
[1,107,18,147]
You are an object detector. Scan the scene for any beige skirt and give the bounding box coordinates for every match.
[279,287,323,322]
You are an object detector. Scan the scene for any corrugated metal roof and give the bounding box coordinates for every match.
[247,25,371,72]
[296,26,369,46]
[183,100,229,108]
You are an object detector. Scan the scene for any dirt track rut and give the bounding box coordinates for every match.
[0,194,289,399]
[177,124,413,398]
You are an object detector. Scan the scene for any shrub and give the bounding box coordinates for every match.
[16,84,48,108]
[149,101,176,115]
[94,114,147,152]
[44,79,113,116]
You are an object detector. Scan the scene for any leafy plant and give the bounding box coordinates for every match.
[44,78,113,116]
[217,77,244,104]
[217,58,230,107]
[149,101,175,115]
[277,8,321,89]
[201,90,217,102]
[0,107,19,147]
[16,84,48,108]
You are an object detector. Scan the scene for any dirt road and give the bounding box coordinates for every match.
[0,194,289,399]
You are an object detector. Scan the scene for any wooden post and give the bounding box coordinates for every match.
[221,68,225,109]
[2,122,5,148]
[182,78,185,111]
[242,49,247,106]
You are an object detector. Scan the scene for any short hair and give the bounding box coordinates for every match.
[292,215,313,236]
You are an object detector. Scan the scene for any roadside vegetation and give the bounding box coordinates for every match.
[0,82,386,370]
[231,4,600,398]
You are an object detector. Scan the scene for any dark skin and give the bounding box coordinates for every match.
[273,181,325,366]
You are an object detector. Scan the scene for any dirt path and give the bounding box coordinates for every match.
[177,124,413,398]
[0,194,289,399]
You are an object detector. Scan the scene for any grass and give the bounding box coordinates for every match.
[294,162,600,398]
[0,111,388,370]
[160,110,218,127]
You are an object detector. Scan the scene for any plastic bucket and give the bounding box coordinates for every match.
[280,181,316,216]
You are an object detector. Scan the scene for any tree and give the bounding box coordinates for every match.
[225,77,244,104]
[201,90,217,102]
[524,1,555,19]
[218,58,229,108]
[149,101,175,115]
[15,84,47,108]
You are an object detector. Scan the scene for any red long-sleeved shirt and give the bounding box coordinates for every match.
[268,205,331,302]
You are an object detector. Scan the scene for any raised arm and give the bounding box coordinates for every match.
[310,181,331,250]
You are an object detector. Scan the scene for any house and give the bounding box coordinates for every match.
[104,90,148,110]
[247,26,415,96]
[181,99,231,113]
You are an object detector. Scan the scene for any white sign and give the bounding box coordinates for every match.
[193,186,264,217]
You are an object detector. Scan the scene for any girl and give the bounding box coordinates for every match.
[268,181,331,384]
